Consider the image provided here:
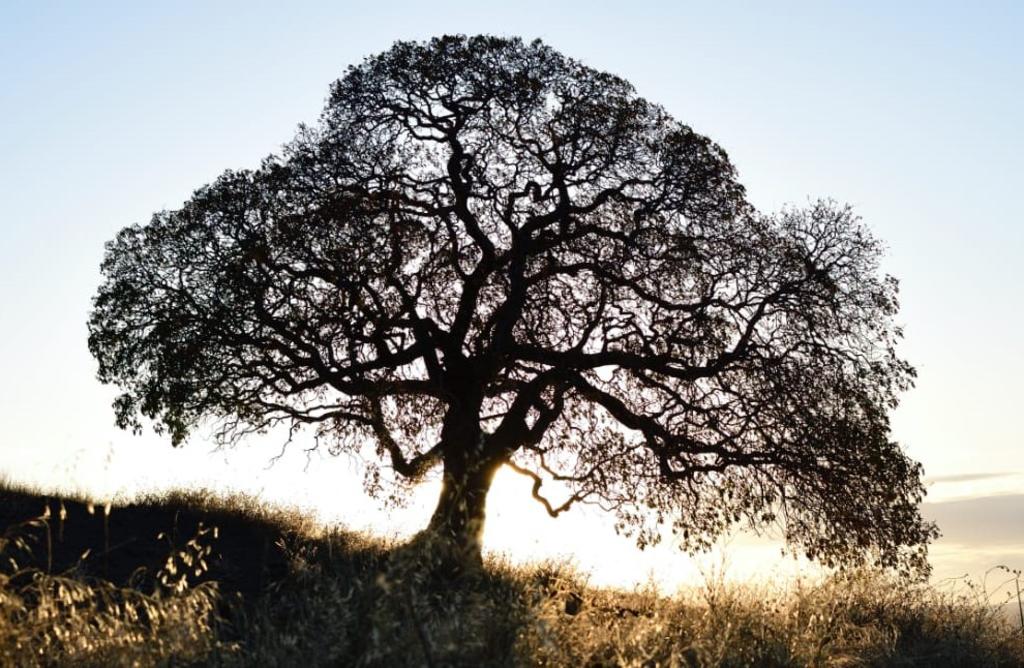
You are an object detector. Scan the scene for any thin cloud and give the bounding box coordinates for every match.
[925,472,1018,484]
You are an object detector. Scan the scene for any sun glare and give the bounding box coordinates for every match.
[482,466,811,591]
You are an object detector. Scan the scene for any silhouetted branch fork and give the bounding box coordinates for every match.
[505,460,589,517]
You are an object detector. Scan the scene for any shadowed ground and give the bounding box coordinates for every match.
[0,485,295,597]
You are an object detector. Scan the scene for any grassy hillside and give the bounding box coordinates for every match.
[0,480,1021,667]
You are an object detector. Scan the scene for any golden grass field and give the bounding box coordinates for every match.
[0,478,1021,667]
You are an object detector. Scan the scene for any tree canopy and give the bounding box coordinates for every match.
[89,35,936,570]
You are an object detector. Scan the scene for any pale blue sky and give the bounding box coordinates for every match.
[1,2,1021,584]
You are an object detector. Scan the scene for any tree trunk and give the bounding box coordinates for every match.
[420,454,503,571]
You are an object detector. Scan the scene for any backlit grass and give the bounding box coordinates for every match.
[0,479,1020,666]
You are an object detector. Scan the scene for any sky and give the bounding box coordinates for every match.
[1,2,1021,591]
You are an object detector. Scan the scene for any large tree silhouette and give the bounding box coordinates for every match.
[89,35,935,570]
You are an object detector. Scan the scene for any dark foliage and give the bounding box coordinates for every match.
[88,35,935,570]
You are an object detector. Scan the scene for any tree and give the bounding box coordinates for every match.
[89,35,936,571]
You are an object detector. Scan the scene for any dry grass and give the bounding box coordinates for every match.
[513,566,1023,667]
[0,515,225,667]
[0,479,1020,666]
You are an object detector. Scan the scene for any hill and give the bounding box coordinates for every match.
[0,479,1021,666]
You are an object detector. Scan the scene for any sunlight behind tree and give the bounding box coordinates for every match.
[87,35,934,575]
